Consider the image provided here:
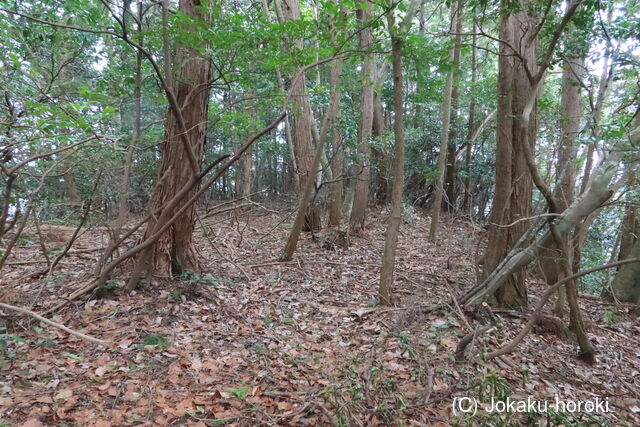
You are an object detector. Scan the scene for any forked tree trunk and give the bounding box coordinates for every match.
[349,1,375,233]
[143,0,211,277]
[461,146,625,310]
[482,3,537,307]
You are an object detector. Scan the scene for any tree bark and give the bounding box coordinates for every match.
[610,238,640,303]
[349,1,375,233]
[481,2,537,307]
[379,31,405,306]
[462,29,476,215]
[281,3,344,259]
[539,56,584,314]
[141,0,211,277]
[282,0,320,231]
[443,7,463,212]
[429,0,460,241]
[461,148,624,309]
[328,124,344,226]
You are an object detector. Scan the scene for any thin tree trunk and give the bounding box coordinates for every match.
[429,0,460,241]
[240,92,257,199]
[579,8,613,195]
[349,1,375,233]
[462,29,477,215]
[379,32,405,306]
[96,2,143,275]
[328,124,343,226]
[443,7,463,212]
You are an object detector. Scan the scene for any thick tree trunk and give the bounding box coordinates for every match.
[282,0,320,231]
[610,239,640,303]
[482,4,537,307]
[539,56,584,314]
[144,0,211,277]
[349,1,375,233]
[281,3,344,259]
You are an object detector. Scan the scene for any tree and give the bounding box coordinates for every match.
[349,0,375,233]
[429,0,461,241]
[540,54,585,314]
[481,0,538,308]
[130,0,211,279]
[378,0,421,305]
[280,0,321,232]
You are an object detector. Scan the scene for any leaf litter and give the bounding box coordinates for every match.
[0,202,638,425]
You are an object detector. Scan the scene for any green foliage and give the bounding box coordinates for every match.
[473,371,511,403]
[0,329,28,354]
[140,333,172,349]
[223,385,251,400]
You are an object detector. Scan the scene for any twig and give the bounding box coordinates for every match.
[0,302,108,346]
[486,256,640,359]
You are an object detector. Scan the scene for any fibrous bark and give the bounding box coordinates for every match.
[142,0,211,277]
[282,0,320,232]
[482,2,537,307]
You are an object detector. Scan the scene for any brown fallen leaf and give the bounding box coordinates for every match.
[54,388,73,401]
[20,419,44,427]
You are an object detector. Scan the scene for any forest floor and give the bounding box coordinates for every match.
[0,200,639,426]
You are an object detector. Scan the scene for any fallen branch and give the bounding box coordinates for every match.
[486,256,640,359]
[0,302,108,346]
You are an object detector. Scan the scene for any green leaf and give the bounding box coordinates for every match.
[223,385,251,400]
[63,353,82,359]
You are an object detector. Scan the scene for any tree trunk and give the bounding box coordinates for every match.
[482,3,537,307]
[429,0,461,241]
[461,146,624,309]
[372,66,391,204]
[328,124,343,226]
[142,0,211,277]
[379,33,405,306]
[443,8,463,212]
[539,56,584,314]
[610,238,640,303]
[282,0,320,232]
[281,3,344,259]
[63,169,82,206]
[462,29,476,215]
[349,1,375,233]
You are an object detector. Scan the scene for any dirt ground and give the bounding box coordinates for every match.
[1,201,638,426]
